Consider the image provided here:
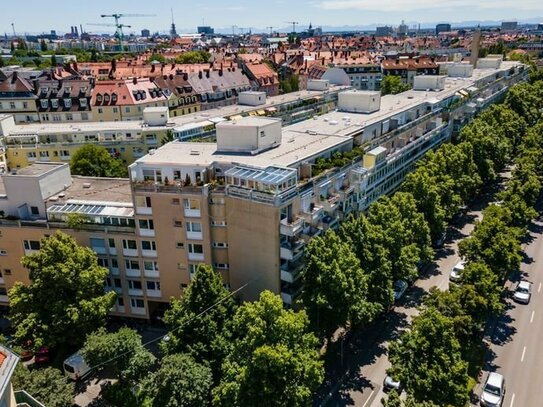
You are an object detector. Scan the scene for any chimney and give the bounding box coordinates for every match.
[133,77,138,85]
[198,71,203,79]
[183,73,188,80]
[205,70,210,78]
[33,79,39,94]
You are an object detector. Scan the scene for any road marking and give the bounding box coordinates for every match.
[521,346,527,362]
[531,310,535,323]
[361,390,375,407]
[539,282,542,294]
[510,393,515,407]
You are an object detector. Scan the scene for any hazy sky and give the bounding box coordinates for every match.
[2,0,543,34]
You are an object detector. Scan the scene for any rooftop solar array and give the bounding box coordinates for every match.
[48,202,134,218]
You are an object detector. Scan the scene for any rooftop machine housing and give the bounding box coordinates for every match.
[216,116,282,155]
[238,91,267,106]
[338,90,381,113]
[413,75,447,91]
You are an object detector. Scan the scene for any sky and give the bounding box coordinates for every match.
[2,0,543,35]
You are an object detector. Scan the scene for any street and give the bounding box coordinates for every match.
[316,173,525,407]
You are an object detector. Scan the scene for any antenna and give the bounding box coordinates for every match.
[285,21,299,33]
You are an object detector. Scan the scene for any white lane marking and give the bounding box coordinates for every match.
[521,346,527,362]
[531,310,535,323]
[361,390,375,407]
[510,393,516,407]
[539,282,542,294]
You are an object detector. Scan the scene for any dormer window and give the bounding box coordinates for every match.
[80,86,87,93]
[79,98,88,108]
[64,99,72,108]
[40,100,48,109]
[51,99,59,109]
[96,94,103,103]
[111,93,117,103]
[41,87,48,94]
[104,93,110,102]
[64,87,72,94]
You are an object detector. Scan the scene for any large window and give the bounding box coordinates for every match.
[122,240,137,250]
[141,241,157,251]
[138,219,154,230]
[125,260,140,270]
[185,222,202,233]
[135,196,152,208]
[188,243,203,254]
[23,240,40,251]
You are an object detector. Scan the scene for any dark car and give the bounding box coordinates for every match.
[34,346,50,364]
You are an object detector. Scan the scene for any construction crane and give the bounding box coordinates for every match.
[87,23,132,43]
[266,26,274,36]
[285,21,299,33]
[99,13,155,49]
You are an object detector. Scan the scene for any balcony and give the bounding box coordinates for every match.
[128,288,143,296]
[136,206,152,216]
[300,204,324,225]
[186,231,203,240]
[146,289,162,298]
[280,239,305,261]
[280,216,304,237]
[109,247,117,255]
[109,266,120,276]
[122,248,138,257]
[184,208,201,218]
[142,249,157,258]
[15,390,46,407]
[280,261,304,283]
[130,306,146,316]
[125,268,141,278]
[280,284,303,306]
[188,252,205,262]
[320,194,340,214]
[338,185,355,201]
[322,215,339,231]
[0,295,8,303]
[144,269,160,278]
[301,225,323,242]
[138,228,155,237]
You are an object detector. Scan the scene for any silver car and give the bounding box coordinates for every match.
[383,375,401,392]
[513,281,532,304]
[449,261,465,282]
[481,372,505,407]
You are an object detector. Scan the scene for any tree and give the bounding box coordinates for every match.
[70,144,127,178]
[338,215,394,313]
[388,308,469,406]
[83,327,155,383]
[302,230,374,337]
[381,75,410,95]
[9,232,115,349]
[12,365,75,407]
[174,51,210,64]
[162,264,237,378]
[40,39,48,52]
[161,129,175,146]
[51,53,57,67]
[213,291,323,407]
[142,353,213,407]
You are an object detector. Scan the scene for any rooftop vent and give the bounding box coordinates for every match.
[82,183,91,189]
[190,150,201,155]
[58,193,66,198]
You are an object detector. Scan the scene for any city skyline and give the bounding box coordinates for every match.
[2,0,543,35]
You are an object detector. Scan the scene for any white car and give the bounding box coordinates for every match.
[393,280,408,301]
[513,281,532,304]
[383,375,401,392]
[481,372,505,407]
[449,261,465,282]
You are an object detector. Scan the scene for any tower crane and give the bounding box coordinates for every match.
[266,26,274,36]
[98,13,155,49]
[285,21,299,33]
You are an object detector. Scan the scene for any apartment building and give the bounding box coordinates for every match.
[336,64,383,91]
[91,78,168,122]
[0,61,526,319]
[0,85,350,171]
[382,56,439,86]
[0,73,39,124]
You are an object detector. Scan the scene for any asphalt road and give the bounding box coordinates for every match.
[316,178,510,406]
[473,213,543,407]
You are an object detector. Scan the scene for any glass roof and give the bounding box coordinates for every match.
[225,166,297,185]
[48,202,134,218]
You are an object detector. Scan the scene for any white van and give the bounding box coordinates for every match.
[63,352,91,380]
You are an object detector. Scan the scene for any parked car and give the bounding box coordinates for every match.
[433,231,447,248]
[393,280,408,302]
[449,261,465,282]
[512,281,532,304]
[480,372,506,407]
[34,346,50,364]
[383,375,401,392]
[63,351,91,381]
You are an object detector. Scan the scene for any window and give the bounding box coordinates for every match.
[30,206,39,215]
[0,250,7,256]
[186,222,202,233]
[175,242,184,249]
[108,238,116,248]
[141,241,157,251]
[146,281,160,291]
[188,243,203,254]
[111,259,119,269]
[144,261,159,271]
[27,152,36,158]
[53,114,61,122]
[39,151,49,157]
[97,258,109,267]
[138,219,154,230]
[212,242,228,248]
[117,297,124,306]
[128,280,142,290]
[214,263,230,270]
[79,98,88,108]
[66,113,73,121]
[51,99,58,109]
[125,107,131,113]
[125,259,140,270]
[98,108,103,114]
[42,114,49,121]
[211,220,227,227]
[171,198,180,205]
[173,220,183,228]
[4,269,12,276]
[122,240,137,250]
[188,264,198,274]
[135,196,152,208]
[40,100,48,109]
[131,298,145,308]
[23,240,40,251]
[113,107,118,113]
[9,102,15,109]
[81,112,89,120]
[183,199,200,210]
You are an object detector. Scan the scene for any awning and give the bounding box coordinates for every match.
[458,89,469,97]
[248,111,258,116]
[257,110,266,116]
[229,115,243,121]
[265,107,278,113]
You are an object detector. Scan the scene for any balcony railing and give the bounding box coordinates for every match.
[15,390,46,407]
[280,216,304,237]
[300,204,324,225]
[320,194,340,213]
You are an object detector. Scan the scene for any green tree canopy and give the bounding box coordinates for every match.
[8,232,115,349]
[162,264,237,378]
[388,308,469,406]
[142,353,213,407]
[83,327,155,384]
[174,51,211,64]
[381,75,410,95]
[302,230,375,337]
[213,291,324,407]
[70,144,127,178]
[12,365,75,407]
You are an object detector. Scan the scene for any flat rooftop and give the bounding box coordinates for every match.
[11,162,64,177]
[50,176,133,205]
[136,62,521,171]
[6,85,352,137]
